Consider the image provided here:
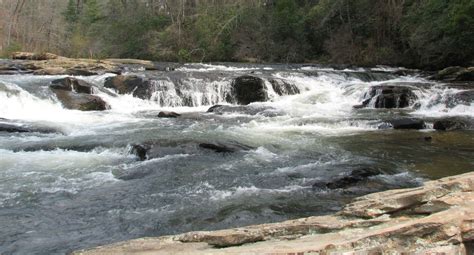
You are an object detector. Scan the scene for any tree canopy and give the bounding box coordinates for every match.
[0,0,472,69]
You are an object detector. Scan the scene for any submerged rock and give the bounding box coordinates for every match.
[207,104,281,116]
[0,123,30,133]
[0,121,59,134]
[433,117,473,131]
[199,142,254,153]
[358,84,418,108]
[104,75,152,99]
[50,78,109,111]
[231,75,268,105]
[157,111,181,118]
[313,168,382,190]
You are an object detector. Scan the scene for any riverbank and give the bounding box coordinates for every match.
[74,171,474,254]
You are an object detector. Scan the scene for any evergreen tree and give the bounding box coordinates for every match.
[63,0,78,24]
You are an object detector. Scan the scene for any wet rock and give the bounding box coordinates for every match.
[431,66,474,81]
[433,117,473,131]
[199,142,253,153]
[359,85,418,108]
[446,90,474,108]
[207,105,224,113]
[130,144,149,161]
[50,78,109,111]
[268,78,300,96]
[0,122,59,134]
[52,90,109,111]
[0,123,30,133]
[157,111,181,118]
[104,75,152,99]
[51,77,94,94]
[389,118,426,130]
[231,75,268,105]
[314,168,382,190]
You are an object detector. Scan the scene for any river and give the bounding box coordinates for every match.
[0,63,473,254]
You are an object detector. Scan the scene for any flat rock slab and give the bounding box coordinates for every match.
[74,172,474,254]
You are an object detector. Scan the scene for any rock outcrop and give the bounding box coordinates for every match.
[74,172,474,254]
[50,77,109,111]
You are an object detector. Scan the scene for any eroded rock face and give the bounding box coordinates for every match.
[231,75,268,105]
[358,85,418,109]
[74,172,474,255]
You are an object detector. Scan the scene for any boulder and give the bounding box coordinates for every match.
[433,117,473,131]
[50,79,108,111]
[389,118,426,130]
[51,77,94,94]
[104,75,152,99]
[231,75,268,105]
[157,111,181,118]
[358,85,418,108]
[53,91,109,111]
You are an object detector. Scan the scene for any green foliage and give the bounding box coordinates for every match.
[83,0,101,25]
[54,0,473,68]
[63,0,78,24]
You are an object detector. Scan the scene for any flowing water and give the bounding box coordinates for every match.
[0,63,473,254]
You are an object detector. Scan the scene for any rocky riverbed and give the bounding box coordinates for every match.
[0,53,473,254]
[74,171,474,254]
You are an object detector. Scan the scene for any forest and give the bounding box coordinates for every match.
[0,0,473,69]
